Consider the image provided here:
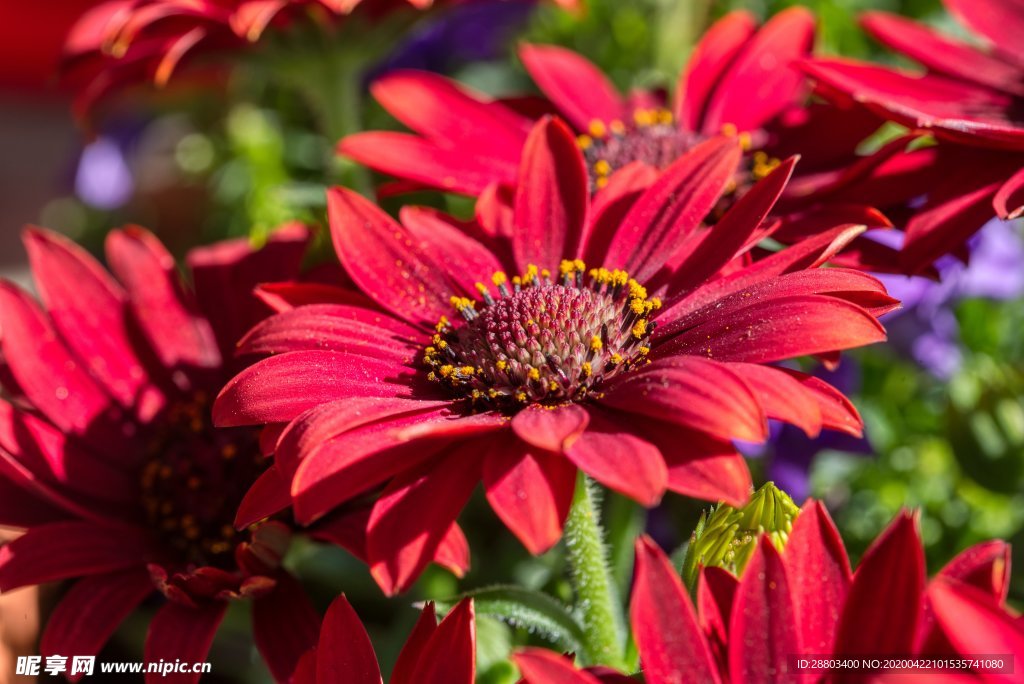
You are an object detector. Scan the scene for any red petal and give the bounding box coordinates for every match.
[213,350,418,427]
[234,465,291,529]
[698,566,738,652]
[253,281,370,313]
[702,7,815,133]
[40,570,153,675]
[328,186,454,326]
[483,438,576,554]
[435,523,471,579]
[252,572,319,682]
[666,156,797,296]
[727,363,823,437]
[602,356,767,443]
[514,648,602,684]
[928,578,1024,665]
[367,443,483,595]
[519,43,625,131]
[512,117,590,272]
[631,536,721,684]
[391,604,439,684]
[582,162,659,266]
[414,599,476,684]
[0,521,148,591]
[994,166,1024,220]
[565,410,667,506]
[937,540,1011,603]
[834,511,925,657]
[728,537,800,684]
[783,500,851,655]
[237,304,421,360]
[24,227,162,415]
[945,0,1024,68]
[861,11,1024,96]
[676,11,757,131]
[106,226,220,373]
[144,601,227,684]
[338,131,518,196]
[604,137,742,282]
[315,594,382,684]
[511,403,590,453]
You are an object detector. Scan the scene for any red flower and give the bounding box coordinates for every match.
[215,116,894,595]
[61,0,435,118]
[291,595,475,684]
[628,504,1020,683]
[0,224,454,683]
[802,0,1024,271]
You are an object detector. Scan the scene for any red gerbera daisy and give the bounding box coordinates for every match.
[214,116,895,595]
[291,595,475,684]
[0,224,465,683]
[802,0,1024,271]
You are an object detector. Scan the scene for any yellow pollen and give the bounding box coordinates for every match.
[594,159,611,176]
[596,176,609,189]
[588,119,607,138]
[573,259,585,272]
[590,336,603,352]
[475,282,488,294]
[632,319,648,338]
[496,360,508,372]
[630,298,646,315]
[540,268,551,280]
[221,444,237,459]
[577,134,593,150]
[633,109,654,126]
[738,131,752,150]
[721,122,738,137]
[638,346,650,355]
[460,366,475,376]
[524,264,539,283]
[435,316,449,330]
[528,368,541,381]
[439,365,455,378]
[515,391,528,403]
[492,271,507,286]
[609,353,623,365]
[549,381,559,391]
[581,362,592,377]
[609,119,626,135]
[657,108,674,125]
[650,297,662,310]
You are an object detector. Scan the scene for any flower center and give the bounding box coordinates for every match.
[140,392,266,569]
[578,111,782,204]
[423,261,659,412]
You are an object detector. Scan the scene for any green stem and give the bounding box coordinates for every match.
[564,473,627,669]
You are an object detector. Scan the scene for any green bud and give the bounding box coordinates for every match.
[680,482,800,592]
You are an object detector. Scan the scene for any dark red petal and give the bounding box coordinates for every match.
[483,438,576,555]
[698,566,739,651]
[767,368,863,436]
[328,186,458,326]
[834,511,925,658]
[728,537,800,684]
[399,205,506,298]
[369,70,528,155]
[937,540,1011,603]
[945,0,1024,67]
[338,131,519,196]
[519,43,625,131]
[928,578,1024,664]
[24,227,162,415]
[861,11,1024,96]
[213,350,417,427]
[236,304,421,360]
[582,162,659,266]
[106,226,220,373]
[0,522,148,591]
[315,594,382,684]
[234,465,291,529]
[253,281,371,313]
[186,223,309,358]
[144,601,227,684]
[252,572,320,683]
[565,411,667,506]
[604,137,742,282]
[291,411,502,524]
[415,599,476,684]
[631,536,721,684]
[602,356,767,443]
[510,403,590,453]
[702,7,815,133]
[784,500,851,655]
[656,294,886,364]
[391,603,439,684]
[367,443,483,595]
[727,363,823,437]
[0,478,66,528]
[676,11,757,131]
[994,167,1024,220]
[512,117,590,272]
[514,648,602,684]
[0,282,122,443]
[40,570,153,675]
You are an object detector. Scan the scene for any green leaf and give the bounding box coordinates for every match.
[434,585,587,657]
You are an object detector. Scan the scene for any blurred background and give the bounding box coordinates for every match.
[1,0,1021,682]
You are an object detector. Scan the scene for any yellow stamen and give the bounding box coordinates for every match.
[588,119,607,138]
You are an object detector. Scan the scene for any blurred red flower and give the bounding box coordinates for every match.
[803,0,1024,271]
[214,116,895,595]
[0,224,466,683]
[291,595,476,684]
